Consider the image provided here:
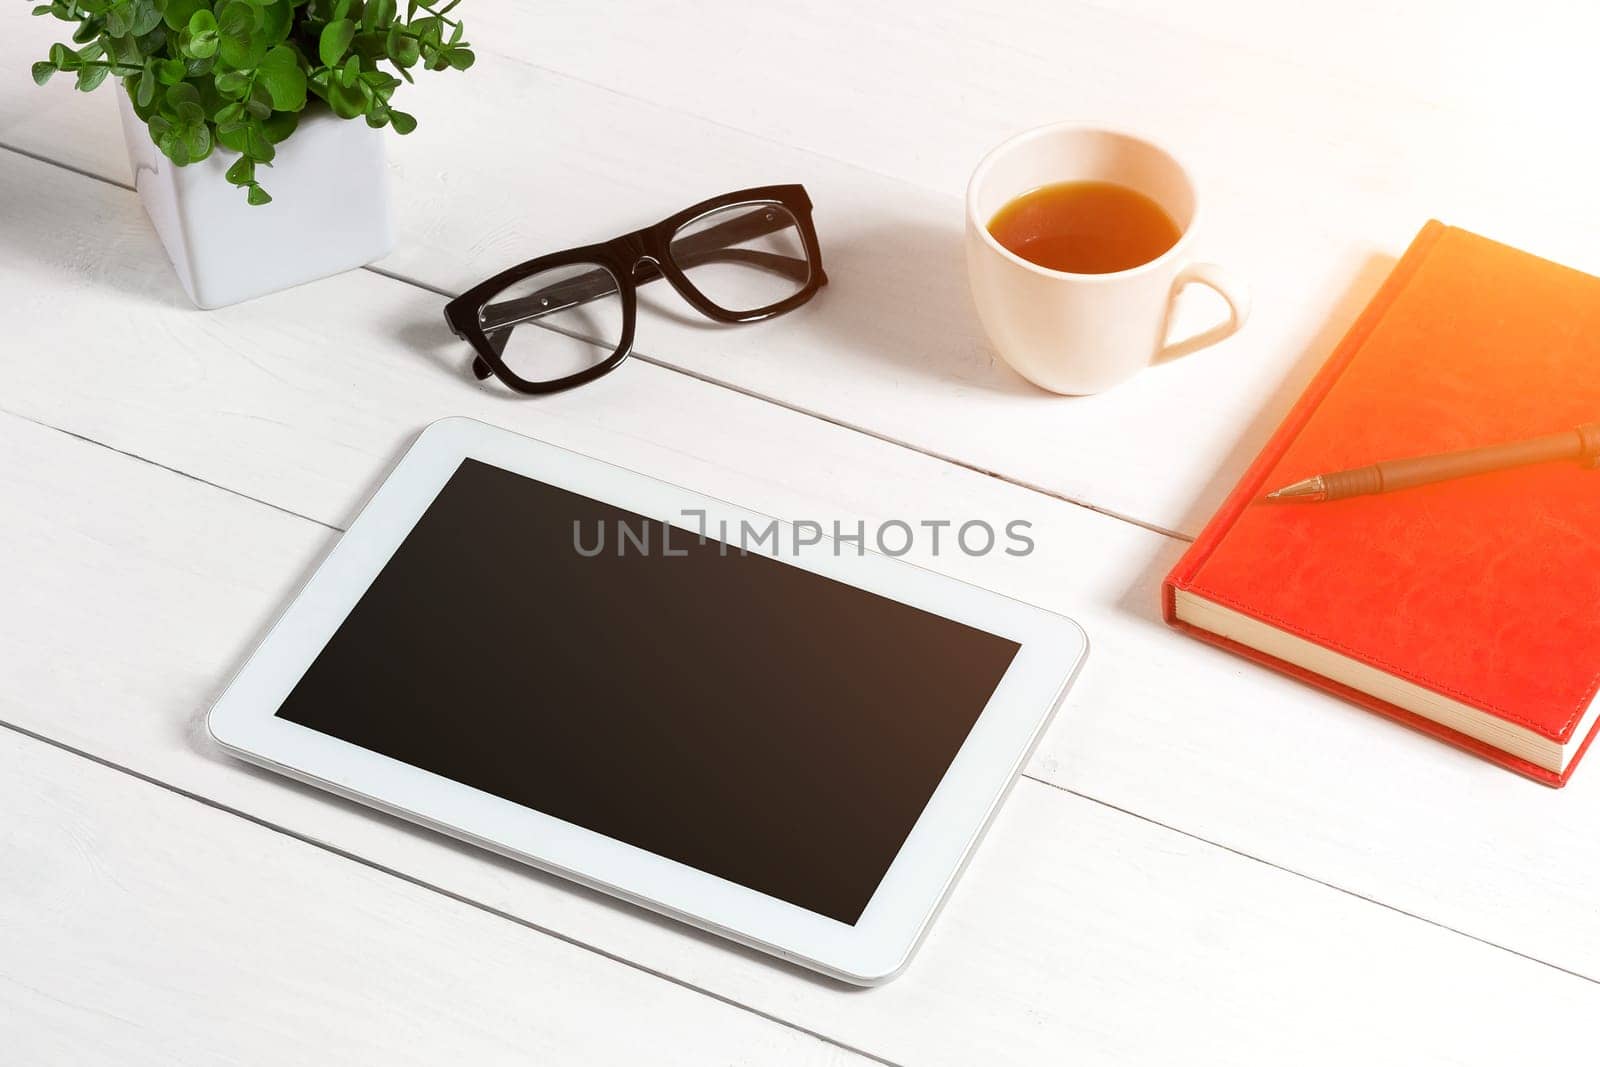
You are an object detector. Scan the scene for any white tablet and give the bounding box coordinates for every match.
[209,417,1086,983]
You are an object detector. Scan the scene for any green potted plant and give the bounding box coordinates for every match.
[30,0,475,308]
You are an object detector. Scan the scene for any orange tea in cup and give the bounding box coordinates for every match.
[987,180,1180,274]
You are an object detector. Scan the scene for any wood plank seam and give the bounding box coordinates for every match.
[10,677,1595,1022]
[0,714,905,1067]
[4,170,1592,990]
[8,11,1600,1055]
[0,407,338,532]
[0,403,1588,992]
[1045,775,1600,989]
[0,138,1193,544]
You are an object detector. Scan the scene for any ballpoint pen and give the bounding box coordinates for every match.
[1267,422,1600,502]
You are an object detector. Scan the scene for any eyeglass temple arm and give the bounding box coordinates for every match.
[482,249,809,334]
[483,211,812,332]
[473,208,821,379]
[655,206,818,283]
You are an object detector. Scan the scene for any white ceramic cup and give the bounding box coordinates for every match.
[966,123,1250,395]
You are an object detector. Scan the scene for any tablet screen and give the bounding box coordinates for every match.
[276,459,1020,924]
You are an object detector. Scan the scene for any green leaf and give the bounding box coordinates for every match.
[164,127,193,165]
[244,122,274,162]
[181,14,219,60]
[28,0,476,199]
[48,42,82,72]
[216,0,259,38]
[105,1,134,37]
[360,69,400,93]
[136,24,170,56]
[219,29,266,69]
[130,0,163,35]
[148,123,177,163]
[182,121,212,161]
[385,27,419,67]
[196,72,227,112]
[257,45,305,110]
[326,78,364,118]
[261,108,298,143]
[108,31,143,65]
[319,18,354,66]
[75,64,111,92]
[361,0,394,31]
[162,0,204,31]
[259,42,296,71]
[165,81,200,107]
[259,0,291,42]
[246,80,274,117]
[246,183,272,206]
[214,69,249,96]
[216,121,248,152]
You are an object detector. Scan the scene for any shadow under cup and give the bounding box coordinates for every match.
[965,125,1218,396]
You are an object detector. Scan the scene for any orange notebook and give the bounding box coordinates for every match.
[1164,222,1600,785]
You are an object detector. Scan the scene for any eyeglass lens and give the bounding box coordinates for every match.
[477,263,625,386]
[669,202,811,314]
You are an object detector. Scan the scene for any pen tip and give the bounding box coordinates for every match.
[1265,475,1328,502]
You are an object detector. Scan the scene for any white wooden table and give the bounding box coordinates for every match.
[5,3,1600,1063]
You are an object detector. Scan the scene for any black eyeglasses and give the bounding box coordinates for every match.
[444,184,827,394]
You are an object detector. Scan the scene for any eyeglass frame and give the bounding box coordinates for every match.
[443,184,828,395]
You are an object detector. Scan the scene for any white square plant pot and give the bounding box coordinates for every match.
[117,88,395,309]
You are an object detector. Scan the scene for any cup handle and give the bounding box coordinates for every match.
[1156,262,1252,364]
